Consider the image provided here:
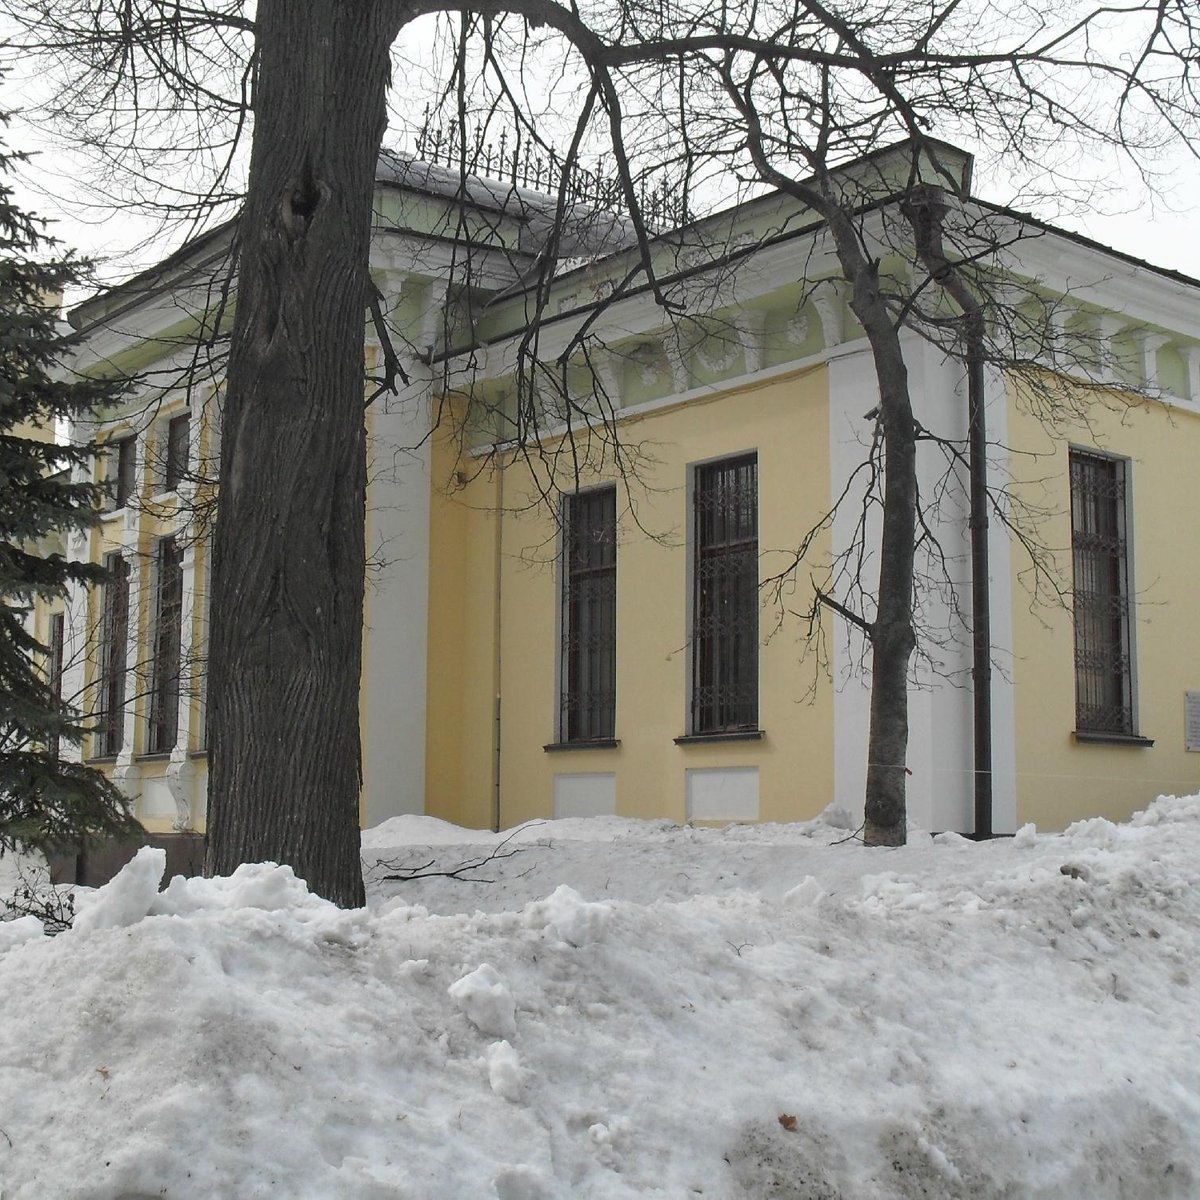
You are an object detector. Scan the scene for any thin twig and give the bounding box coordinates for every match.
[369,825,543,884]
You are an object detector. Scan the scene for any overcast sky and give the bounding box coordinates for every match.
[1034,152,1200,282]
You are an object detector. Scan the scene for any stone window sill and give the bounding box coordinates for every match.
[543,739,621,752]
[1072,730,1154,748]
[674,729,765,745]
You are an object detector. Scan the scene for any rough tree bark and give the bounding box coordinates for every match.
[200,0,607,905]
[822,205,918,847]
[205,0,402,906]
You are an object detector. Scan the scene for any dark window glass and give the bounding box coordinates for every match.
[692,454,758,733]
[149,536,184,754]
[164,413,190,493]
[107,435,136,510]
[195,546,211,751]
[560,487,617,742]
[98,554,129,756]
[47,612,65,759]
[1070,450,1134,734]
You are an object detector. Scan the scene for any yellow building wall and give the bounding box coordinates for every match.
[83,399,213,834]
[426,366,835,829]
[1007,378,1200,827]
[424,411,506,830]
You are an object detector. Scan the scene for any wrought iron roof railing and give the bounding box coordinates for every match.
[414,112,689,231]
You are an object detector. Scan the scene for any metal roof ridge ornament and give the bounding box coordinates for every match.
[412,109,689,231]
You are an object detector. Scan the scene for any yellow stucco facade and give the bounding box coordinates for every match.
[1007,377,1200,825]
[426,366,835,829]
[81,397,212,835]
[50,140,1200,845]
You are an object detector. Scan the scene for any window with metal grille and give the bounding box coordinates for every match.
[108,435,136,510]
[691,454,758,733]
[97,554,129,757]
[1070,450,1134,735]
[163,413,190,493]
[194,544,211,751]
[149,536,184,754]
[47,612,65,760]
[560,487,617,742]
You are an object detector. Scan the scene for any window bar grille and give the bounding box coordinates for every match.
[1070,451,1133,735]
[164,413,190,493]
[47,612,64,760]
[149,537,184,754]
[692,454,758,733]
[560,487,617,742]
[98,554,129,757]
[111,436,136,510]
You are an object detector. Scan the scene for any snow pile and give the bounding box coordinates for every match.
[526,884,613,946]
[71,846,167,933]
[0,913,44,952]
[3,795,1200,1196]
[486,1039,525,1102]
[449,962,518,1038]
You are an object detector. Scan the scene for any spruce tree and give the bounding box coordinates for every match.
[0,132,143,855]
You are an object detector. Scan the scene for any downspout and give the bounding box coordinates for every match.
[492,455,505,833]
[907,186,993,838]
[964,311,993,839]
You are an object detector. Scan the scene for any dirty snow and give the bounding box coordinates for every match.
[2,797,1200,1196]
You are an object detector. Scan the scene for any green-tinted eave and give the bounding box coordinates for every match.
[456,138,975,350]
[69,222,237,335]
[79,309,233,386]
[373,184,530,253]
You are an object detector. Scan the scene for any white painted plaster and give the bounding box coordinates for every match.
[685,766,759,821]
[553,773,618,819]
[360,364,434,827]
[141,776,176,822]
[167,536,200,831]
[983,365,1019,835]
[826,337,1011,835]
[912,339,973,834]
[827,346,881,829]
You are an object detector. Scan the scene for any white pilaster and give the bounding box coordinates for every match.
[112,545,142,804]
[110,426,150,800]
[360,360,434,828]
[736,309,770,375]
[1137,332,1170,391]
[1181,344,1200,403]
[1045,299,1075,373]
[166,536,200,831]
[1097,314,1126,383]
[812,278,847,348]
[663,327,691,395]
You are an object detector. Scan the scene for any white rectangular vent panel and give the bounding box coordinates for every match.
[553,772,617,819]
[686,766,759,821]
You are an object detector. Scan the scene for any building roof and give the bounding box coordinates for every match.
[69,137,1200,340]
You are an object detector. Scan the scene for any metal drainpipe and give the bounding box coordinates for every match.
[908,184,993,839]
[492,456,505,834]
[965,312,993,839]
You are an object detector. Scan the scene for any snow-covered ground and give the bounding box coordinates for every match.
[3,798,1200,1198]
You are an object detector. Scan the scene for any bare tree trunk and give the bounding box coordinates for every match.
[724,90,922,844]
[824,209,918,847]
[205,0,398,906]
[861,355,917,846]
